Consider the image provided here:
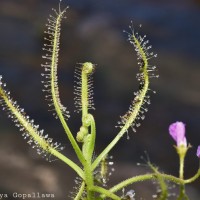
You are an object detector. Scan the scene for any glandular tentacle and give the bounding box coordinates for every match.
[42,5,70,120]
[0,76,64,162]
[74,63,95,114]
[118,22,158,135]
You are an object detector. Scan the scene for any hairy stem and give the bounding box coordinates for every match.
[92,34,150,170]
[148,163,168,199]
[0,87,83,178]
[109,173,191,195]
[84,162,95,200]
[184,169,200,184]
[109,174,155,193]
[82,114,96,162]
[74,182,85,200]
[90,186,121,200]
[81,63,90,118]
[50,13,85,165]
[50,148,84,178]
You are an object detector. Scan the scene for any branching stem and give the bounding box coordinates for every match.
[50,11,85,165]
[92,34,150,170]
[74,181,85,200]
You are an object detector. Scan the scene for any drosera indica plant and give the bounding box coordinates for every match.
[0,2,200,200]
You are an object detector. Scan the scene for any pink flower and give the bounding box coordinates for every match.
[169,122,187,147]
[196,146,200,158]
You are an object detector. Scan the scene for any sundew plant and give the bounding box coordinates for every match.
[0,2,200,200]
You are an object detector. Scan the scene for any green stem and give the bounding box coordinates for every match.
[50,148,84,179]
[54,104,85,165]
[51,78,85,165]
[177,169,200,200]
[92,34,150,171]
[74,182,85,200]
[86,114,96,162]
[177,146,187,199]
[108,170,200,199]
[179,152,185,179]
[81,62,94,124]
[50,12,85,166]
[148,163,168,199]
[92,84,149,171]
[109,174,155,193]
[92,128,123,170]
[84,162,94,200]
[0,88,84,178]
[90,186,121,200]
[109,173,188,194]
[81,67,88,119]
[184,169,200,184]
[177,185,189,200]
[79,63,96,200]
[159,173,185,184]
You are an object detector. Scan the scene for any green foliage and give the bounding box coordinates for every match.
[0,2,199,200]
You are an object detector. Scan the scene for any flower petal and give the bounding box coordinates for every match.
[169,122,186,147]
[196,145,200,158]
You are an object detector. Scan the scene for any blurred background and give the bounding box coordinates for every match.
[0,0,200,199]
